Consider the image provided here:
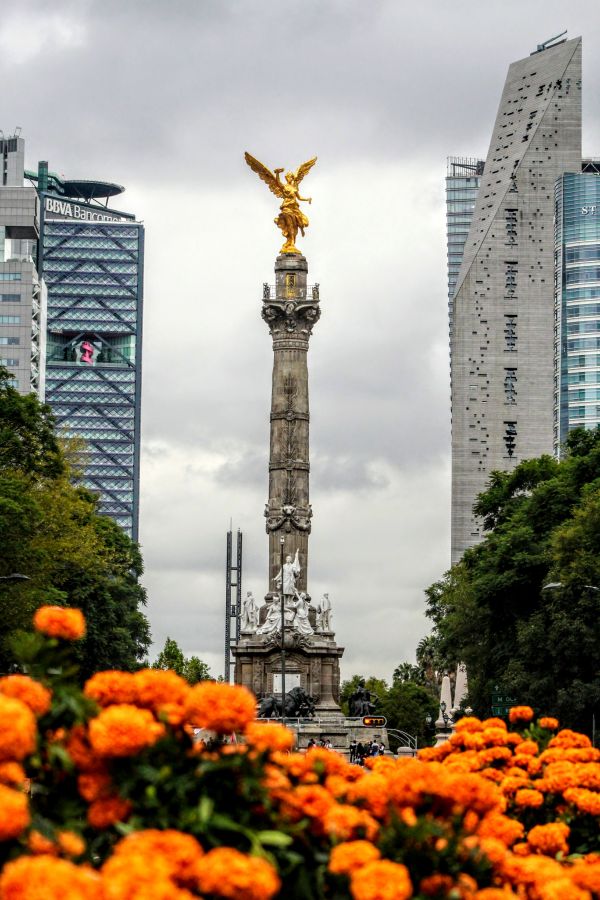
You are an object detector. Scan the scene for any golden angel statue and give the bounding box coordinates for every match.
[245,152,317,254]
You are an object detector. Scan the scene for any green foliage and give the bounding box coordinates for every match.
[0,365,151,678]
[339,674,387,716]
[426,427,600,733]
[392,662,423,685]
[341,671,436,750]
[381,681,438,751]
[153,637,212,684]
[0,367,65,478]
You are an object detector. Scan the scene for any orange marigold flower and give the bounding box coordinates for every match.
[548,729,591,750]
[535,877,590,900]
[78,771,112,802]
[245,721,294,753]
[33,606,85,641]
[329,841,381,875]
[508,706,534,724]
[455,716,484,734]
[323,804,379,841]
[0,675,51,717]
[133,669,191,712]
[101,851,193,900]
[514,788,544,809]
[578,763,600,790]
[517,740,538,756]
[87,795,132,829]
[563,787,600,816]
[527,822,570,857]
[478,836,510,865]
[184,682,256,734]
[350,860,412,900]
[88,705,166,757]
[0,696,36,762]
[474,889,519,898]
[57,831,86,858]
[538,717,559,731]
[0,784,29,840]
[571,857,600,894]
[480,767,504,783]
[194,847,280,900]
[346,773,390,819]
[1,856,102,900]
[279,783,335,826]
[84,671,138,707]
[479,747,512,766]
[477,811,524,847]
[420,874,454,896]
[543,761,579,793]
[28,830,56,855]
[456,873,478,896]
[65,725,102,772]
[0,762,25,786]
[482,718,508,731]
[112,829,203,884]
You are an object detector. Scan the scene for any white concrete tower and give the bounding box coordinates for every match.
[451,38,582,564]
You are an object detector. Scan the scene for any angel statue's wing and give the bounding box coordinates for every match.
[294,157,317,184]
[244,152,285,198]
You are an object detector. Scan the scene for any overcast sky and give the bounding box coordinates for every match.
[5,0,600,683]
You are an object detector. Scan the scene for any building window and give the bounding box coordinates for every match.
[0,337,19,345]
[504,421,517,457]
[0,358,19,366]
[0,274,21,281]
[504,368,518,403]
[504,314,517,350]
[0,294,20,303]
[0,316,20,324]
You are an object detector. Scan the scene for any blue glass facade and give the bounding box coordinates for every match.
[40,211,144,538]
[446,158,484,349]
[554,172,600,454]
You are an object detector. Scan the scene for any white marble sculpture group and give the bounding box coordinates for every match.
[240,550,333,636]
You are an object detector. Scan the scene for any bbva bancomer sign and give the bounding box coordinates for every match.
[45,197,127,223]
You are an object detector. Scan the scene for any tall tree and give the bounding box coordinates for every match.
[426,428,600,733]
[153,637,211,684]
[0,366,151,677]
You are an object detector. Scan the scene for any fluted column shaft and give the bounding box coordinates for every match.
[262,253,320,595]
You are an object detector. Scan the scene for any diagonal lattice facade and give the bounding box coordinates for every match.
[42,219,144,538]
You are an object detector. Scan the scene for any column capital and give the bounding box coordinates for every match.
[262,298,321,340]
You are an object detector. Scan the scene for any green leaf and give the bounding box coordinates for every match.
[255,830,293,848]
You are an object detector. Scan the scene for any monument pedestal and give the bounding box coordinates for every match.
[233,632,344,710]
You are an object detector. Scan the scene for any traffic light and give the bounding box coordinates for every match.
[362,716,387,727]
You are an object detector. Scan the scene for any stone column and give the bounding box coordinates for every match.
[262,253,320,595]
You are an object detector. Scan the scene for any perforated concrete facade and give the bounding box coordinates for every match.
[451,38,582,564]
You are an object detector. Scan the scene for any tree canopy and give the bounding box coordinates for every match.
[425,428,600,733]
[0,366,151,678]
[153,637,212,684]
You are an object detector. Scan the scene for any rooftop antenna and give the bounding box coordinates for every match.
[533,30,567,54]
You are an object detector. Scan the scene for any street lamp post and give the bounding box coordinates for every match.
[279,537,286,724]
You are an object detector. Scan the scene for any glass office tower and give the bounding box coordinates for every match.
[35,169,144,539]
[554,166,600,454]
[446,157,484,348]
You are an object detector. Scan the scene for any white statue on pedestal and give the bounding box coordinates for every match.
[240,591,259,632]
[292,591,313,636]
[256,595,283,635]
[317,593,332,632]
[275,549,300,598]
